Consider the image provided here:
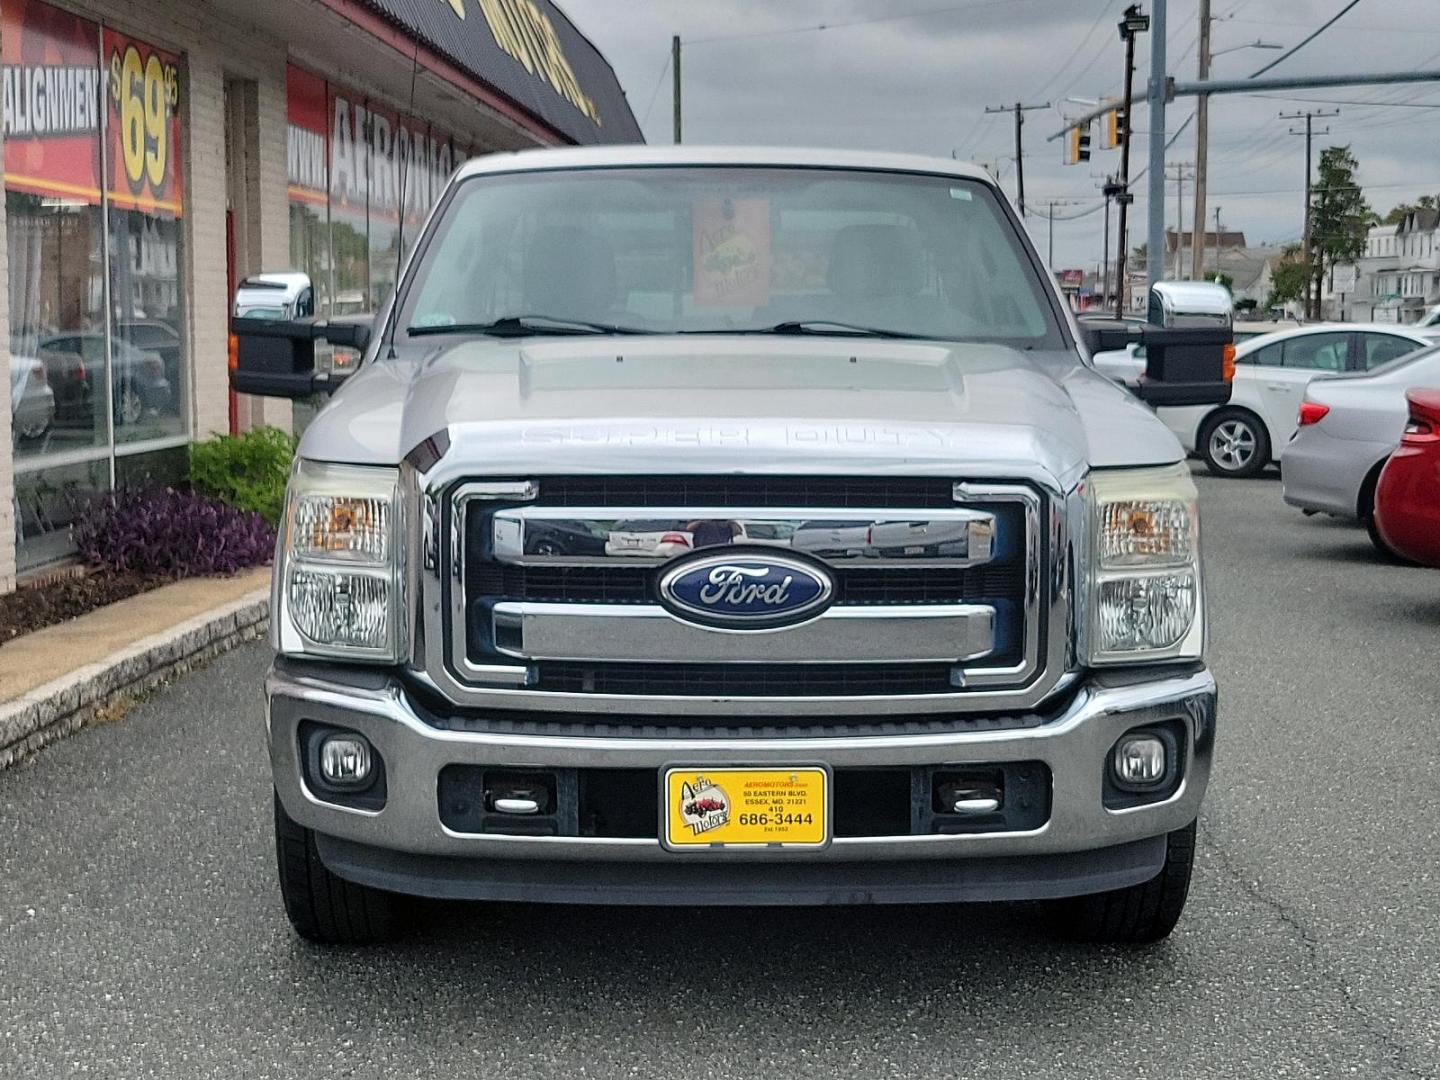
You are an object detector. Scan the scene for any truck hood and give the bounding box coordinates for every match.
[298,336,1182,489]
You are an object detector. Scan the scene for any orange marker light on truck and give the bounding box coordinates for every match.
[1222,342,1236,382]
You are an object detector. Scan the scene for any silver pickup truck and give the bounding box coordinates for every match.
[231,146,1231,945]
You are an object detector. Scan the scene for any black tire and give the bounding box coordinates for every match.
[1359,468,1419,565]
[274,791,398,945]
[1055,820,1196,944]
[1198,410,1270,478]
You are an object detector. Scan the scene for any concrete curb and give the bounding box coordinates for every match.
[0,589,269,771]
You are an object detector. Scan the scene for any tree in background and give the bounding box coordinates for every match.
[1381,194,1439,226]
[1266,245,1309,311]
[1309,146,1373,319]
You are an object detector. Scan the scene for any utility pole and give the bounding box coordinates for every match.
[1190,0,1212,281]
[1101,177,1124,308]
[1167,162,1195,279]
[1145,0,1167,292]
[1114,5,1147,317]
[1211,205,1222,279]
[985,100,1050,216]
[1042,199,1086,266]
[671,35,682,144]
[1281,108,1338,318]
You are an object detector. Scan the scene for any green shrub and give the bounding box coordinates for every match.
[190,426,297,525]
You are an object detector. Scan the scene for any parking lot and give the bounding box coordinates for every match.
[2,469,1437,1079]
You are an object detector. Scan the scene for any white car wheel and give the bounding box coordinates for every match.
[1200,412,1269,478]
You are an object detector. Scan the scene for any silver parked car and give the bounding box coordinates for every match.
[1281,343,1440,554]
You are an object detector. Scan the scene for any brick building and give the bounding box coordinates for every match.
[0,0,639,587]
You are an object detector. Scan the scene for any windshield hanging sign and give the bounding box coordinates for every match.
[693,197,771,307]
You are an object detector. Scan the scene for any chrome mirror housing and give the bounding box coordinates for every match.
[1147,280,1234,331]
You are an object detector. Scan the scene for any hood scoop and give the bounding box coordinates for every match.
[515,337,966,397]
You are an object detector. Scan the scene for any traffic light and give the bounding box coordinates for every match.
[1101,101,1122,150]
[1066,122,1092,165]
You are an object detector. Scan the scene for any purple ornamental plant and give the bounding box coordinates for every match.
[73,488,276,577]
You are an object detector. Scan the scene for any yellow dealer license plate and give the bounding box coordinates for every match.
[662,766,830,850]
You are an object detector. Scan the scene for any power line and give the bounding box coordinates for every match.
[1230,14,1440,36]
[1248,0,1365,78]
[638,53,671,129]
[684,0,1033,46]
[1030,0,1121,100]
[984,100,1051,216]
[1250,93,1440,108]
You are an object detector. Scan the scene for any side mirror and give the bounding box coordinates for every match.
[230,273,374,398]
[1078,318,1137,356]
[1132,281,1235,407]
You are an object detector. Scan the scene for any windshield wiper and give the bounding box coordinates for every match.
[749,320,926,340]
[407,315,653,338]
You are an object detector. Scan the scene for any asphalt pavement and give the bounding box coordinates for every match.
[2,469,1438,1079]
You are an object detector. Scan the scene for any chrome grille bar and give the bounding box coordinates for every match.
[492,602,997,663]
[491,506,997,568]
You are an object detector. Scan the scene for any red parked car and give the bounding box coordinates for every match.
[1374,389,1440,567]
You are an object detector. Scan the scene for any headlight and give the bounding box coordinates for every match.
[1087,463,1202,664]
[276,460,404,662]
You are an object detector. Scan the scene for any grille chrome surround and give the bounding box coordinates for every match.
[492,602,997,663]
[407,472,1073,716]
[490,506,999,568]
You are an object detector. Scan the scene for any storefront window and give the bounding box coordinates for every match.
[365,100,399,311]
[286,65,329,311]
[294,66,461,320]
[103,28,186,445]
[327,85,368,317]
[4,0,108,461]
[3,0,190,568]
[13,458,107,567]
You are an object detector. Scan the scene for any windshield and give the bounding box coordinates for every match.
[400,166,1062,346]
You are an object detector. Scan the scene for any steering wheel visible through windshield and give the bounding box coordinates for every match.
[398,166,1064,347]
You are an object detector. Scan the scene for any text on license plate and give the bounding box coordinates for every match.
[663,766,829,849]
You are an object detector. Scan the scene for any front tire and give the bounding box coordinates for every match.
[1055,820,1196,944]
[274,792,398,944]
[1200,410,1269,478]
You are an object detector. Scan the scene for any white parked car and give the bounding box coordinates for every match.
[603,519,696,558]
[1157,324,1437,476]
[9,353,54,441]
[1282,343,1440,555]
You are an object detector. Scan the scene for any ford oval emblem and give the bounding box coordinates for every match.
[659,553,834,629]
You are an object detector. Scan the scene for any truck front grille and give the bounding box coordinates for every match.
[467,562,1026,606]
[534,661,958,697]
[450,475,1045,703]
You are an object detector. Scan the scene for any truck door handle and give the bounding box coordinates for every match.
[1265,382,1287,390]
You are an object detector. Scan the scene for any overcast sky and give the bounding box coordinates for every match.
[562,0,1440,272]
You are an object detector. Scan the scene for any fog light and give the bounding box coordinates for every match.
[1112,733,1167,788]
[319,734,372,787]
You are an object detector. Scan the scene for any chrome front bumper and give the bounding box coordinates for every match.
[267,662,1215,866]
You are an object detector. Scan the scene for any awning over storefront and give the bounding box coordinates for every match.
[354,0,642,145]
